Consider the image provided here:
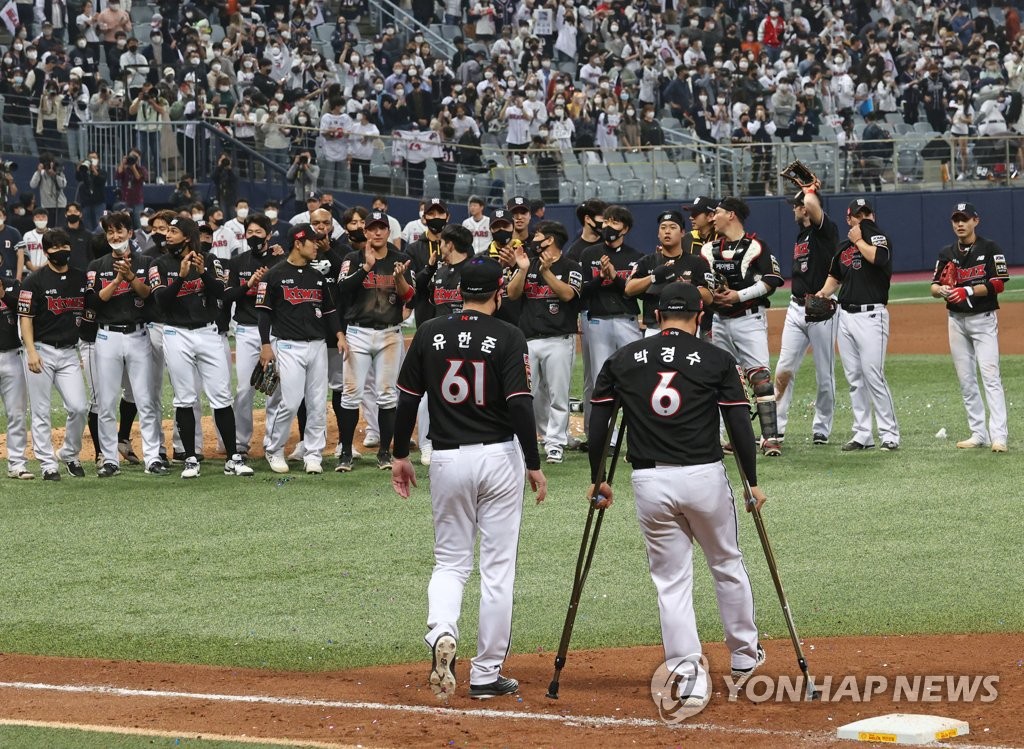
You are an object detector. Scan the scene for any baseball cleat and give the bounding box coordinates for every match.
[180,457,201,479]
[420,445,432,466]
[545,446,564,464]
[43,470,61,481]
[7,469,35,480]
[225,454,255,476]
[991,442,1008,453]
[429,634,458,702]
[377,450,393,470]
[333,443,361,459]
[172,451,204,463]
[469,675,519,700]
[731,644,766,688]
[956,435,987,449]
[761,439,782,457]
[288,443,305,461]
[97,462,121,478]
[145,461,170,476]
[118,440,141,465]
[841,440,873,452]
[813,433,829,445]
[362,434,380,448]
[266,453,289,474]
[880,441,899,451]
[335,452,354,472]
[65,460,86,478]
[304,456,323,474]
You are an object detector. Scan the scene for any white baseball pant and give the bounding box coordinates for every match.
[340,326,404,410]
[632,462,760,673]
[235,323,282,454]
[25,342,88,472]
[528,335,575,451]
[583,316,642,387]
[948,310,1008,445]
[162,324,234,410]
[710,310,770,371]
[837,307,900,446]
[91,327,163,467]
[264,340,328,457]
[579,315,592,434]
[423,439,526,685]
[0,348,30,473]
[775,300,838,439]
[148,322,203,454]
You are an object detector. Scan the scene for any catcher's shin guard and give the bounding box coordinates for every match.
[747,366,780,439]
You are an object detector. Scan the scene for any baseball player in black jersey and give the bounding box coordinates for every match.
[625,210,714,337]
[426,225,472,317]
[775,186,840,445]
[507,221,583,464]
[0,250,32,479]
[18,230,89,480]
[817,198,900,452]
[405,198,450,329]
[930,202,1010,453]
[85,214,166,477]
[258,223,348,475]
[683,196,721,338]
[579,205,645,389]
[700,197,785,457]
[225,214,286,457]
[336,211,415,472]
[589,283,765,709]
[480,209,524,326]
[391,257,547,703]
[149,217,254,478]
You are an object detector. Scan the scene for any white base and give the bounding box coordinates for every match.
[837,713,969,744]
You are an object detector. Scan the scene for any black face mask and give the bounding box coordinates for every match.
[530,240,547,255]
[66,214,81,225]
[48,250,71,267]
[166,238,188,256]
[201,240,213,253]
[347,227,367,244]
[591,218,604,235]
[151,233,166,250]
[425,217,447,234]
[247,235,267,253]
[492,229,513,246]
[602,225,622,244]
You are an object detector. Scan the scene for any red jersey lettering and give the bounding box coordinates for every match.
[282,287,324,304]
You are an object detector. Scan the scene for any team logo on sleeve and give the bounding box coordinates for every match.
[254,281,268,307]
[994,254,1008,277]
[147,265,162,288]
[17,289,33,315]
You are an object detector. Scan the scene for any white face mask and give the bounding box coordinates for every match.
[236,208,249,220]
[265,209,278,220]
[140,217,149,228]
[109,239,130,252]
[34,220,48,230]
[192,213,204,222]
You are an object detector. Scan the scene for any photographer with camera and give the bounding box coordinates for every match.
[128,82,167,182]
[29,153,69,227]
[212,154,239,214]
[75,151,107,231]
[66,74,93,166]
[286,151,321,205]
[0,163,18,210]
[115,148,148,226]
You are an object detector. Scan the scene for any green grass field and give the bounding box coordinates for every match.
[0,726,315,749]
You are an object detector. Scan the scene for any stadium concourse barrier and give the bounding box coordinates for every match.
[2,123,1021,272]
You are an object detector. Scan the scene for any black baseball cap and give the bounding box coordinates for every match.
[683,196,716,215]
[786,191,805,206]
[656,210,686,228]
[424,197,449,214]
[657,282,704,313]
[366,211,390,228]
[951,202,979,219]
[307,192,323,202]
[716,196,750,222]
[288,222,319,244]
[459,257,503,294]
[847,197,873,217]
[490,209,513,227]
[507,196,530,212]
[168,216,198,235]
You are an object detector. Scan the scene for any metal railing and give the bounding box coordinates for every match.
[368,0,457,60]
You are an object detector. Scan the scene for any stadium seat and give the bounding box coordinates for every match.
[623,149,649,164]
[453,173,472,201]
[687,175,714,198]
[620,181,644,200]
[559,181,576,202]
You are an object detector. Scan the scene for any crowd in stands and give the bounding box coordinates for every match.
[2,0,1024,209]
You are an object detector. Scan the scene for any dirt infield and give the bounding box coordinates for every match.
[1,633,1021,748]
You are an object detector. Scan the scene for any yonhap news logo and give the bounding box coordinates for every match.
[724,674,999,705]
[650,655,712,724]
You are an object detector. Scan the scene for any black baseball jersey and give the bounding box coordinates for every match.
[256,260,336,341]
[932,236,1009,315]
[226,249,286,325]
[18,266,87,347]
[147,252,225,327]
[579,242,644,318]
[699,234,784,315]
[0,276,20,351]
[630,251,713,327]
[828,219,892,305]
[310,246,346,344]
[337,248,415,328]
[85,252,151,326]
[567,233,598,263]
[398,312,532,446]
[517,254,583,339]
[791,213,839,299]
[431,257,468,317]
[592,328,749,465]
[406,235,443,326]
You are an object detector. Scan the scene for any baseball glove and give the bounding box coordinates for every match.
[804,295,837,323]
[937,260,958,288]
[779,160,818,188]
[713,271,730,293]
[250,359,280,396]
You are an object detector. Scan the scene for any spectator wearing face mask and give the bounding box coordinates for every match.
[757,7,785,62]
[260,98,293,169]
[639,105,664,147]
[549,100,575,152]
[0,68,39,156]
[95,0,132,75]
[16,208,50,278]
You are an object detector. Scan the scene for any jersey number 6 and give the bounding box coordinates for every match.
[651,371,683,417]
[442,359,486,405]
